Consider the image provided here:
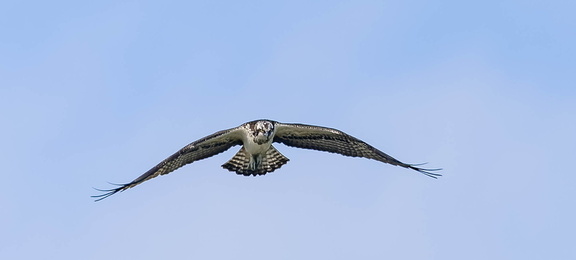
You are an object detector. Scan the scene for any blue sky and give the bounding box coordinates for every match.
[1,0,575,259]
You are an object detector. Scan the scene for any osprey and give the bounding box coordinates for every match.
[93,120,440,201]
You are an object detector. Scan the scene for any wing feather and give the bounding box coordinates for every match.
[273,123,441,178]
[92,127,244,201]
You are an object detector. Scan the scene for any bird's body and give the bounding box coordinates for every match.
[93,119,440,201]
[241,120,275,156]
[220,120,288,175]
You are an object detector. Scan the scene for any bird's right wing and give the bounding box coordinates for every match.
[92,126,244,201]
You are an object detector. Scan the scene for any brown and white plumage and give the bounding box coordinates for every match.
[93,119,440,201]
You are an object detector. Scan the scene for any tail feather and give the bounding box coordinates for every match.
[221,147,251,174]
[222,145,289,176]
[260,145,290,174]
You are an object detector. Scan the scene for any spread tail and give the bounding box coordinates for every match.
[222,146,289,176]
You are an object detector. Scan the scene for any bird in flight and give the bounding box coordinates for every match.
[93,119,440,201]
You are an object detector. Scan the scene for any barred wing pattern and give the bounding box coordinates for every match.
[92,127,243,201]
[273,123,441,178]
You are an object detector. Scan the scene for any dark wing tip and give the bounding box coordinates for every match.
[91,182,131,202]
[406,163,442,178]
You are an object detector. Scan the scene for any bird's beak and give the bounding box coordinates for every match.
[257,129,269,136]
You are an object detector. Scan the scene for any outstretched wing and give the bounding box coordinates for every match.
[273,122,441,178]
[93,127,244,201]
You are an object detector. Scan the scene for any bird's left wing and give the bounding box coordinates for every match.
[92,126,244,201]
[273,122,441,178]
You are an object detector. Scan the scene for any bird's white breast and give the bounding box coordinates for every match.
[239,127,272,155]
[243,136,272,155]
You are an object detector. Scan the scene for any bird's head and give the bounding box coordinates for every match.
[250,120,275,144]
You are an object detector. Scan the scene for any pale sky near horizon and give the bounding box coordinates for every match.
[1,1,575,259]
